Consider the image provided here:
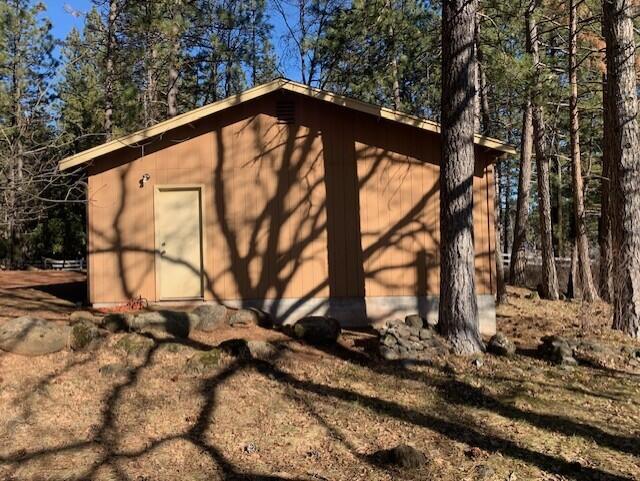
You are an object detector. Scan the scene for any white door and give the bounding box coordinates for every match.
[155,186,204,299]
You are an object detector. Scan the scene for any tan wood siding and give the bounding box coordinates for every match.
[87,93,497,306]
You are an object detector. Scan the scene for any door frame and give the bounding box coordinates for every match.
[154,184,206,301]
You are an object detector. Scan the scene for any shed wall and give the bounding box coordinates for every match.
[87,93,496,322]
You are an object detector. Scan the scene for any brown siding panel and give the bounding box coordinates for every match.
[87,93,497,308]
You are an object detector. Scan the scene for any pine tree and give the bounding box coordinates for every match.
[603,0,640,338]
[438,0,484,355]
[0,0,57,265]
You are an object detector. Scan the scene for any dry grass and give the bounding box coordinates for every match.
[0,285,639,481]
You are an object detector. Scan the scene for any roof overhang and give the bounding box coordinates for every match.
[58,78,517,171]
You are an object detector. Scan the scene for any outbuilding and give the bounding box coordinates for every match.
[59,79,515,334]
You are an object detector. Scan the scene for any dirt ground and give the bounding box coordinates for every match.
[0,273,639,481]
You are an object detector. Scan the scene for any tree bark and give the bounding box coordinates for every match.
[510,101,533,285]
[599,73,614,303]
[438,0,484,354]
[167,23,180,118]
[603,0,640,338]
[526,1,559,300]
[104,0,117,138]
[568,0,598,302]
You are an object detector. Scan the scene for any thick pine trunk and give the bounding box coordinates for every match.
[510,101,533,285]
[599,74,614,303]
[603,0,640,338]
[438,0,484,355]
[569,0,598,302]
[526,1,559,300]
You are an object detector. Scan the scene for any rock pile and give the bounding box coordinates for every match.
[538,335,640,368]
[376,315,448,361]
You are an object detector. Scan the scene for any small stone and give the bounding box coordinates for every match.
[408,335,420,342]
[374,444,427,469]
[246,340,279,360]
[382,334,398,347]
[487,333,516,357]
[380,345,400,361]
[191,304,227,331]
[471,357,483,368]
[405,315,424,329]
[419,328,433,340]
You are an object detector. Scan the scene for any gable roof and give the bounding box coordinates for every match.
[58,78,516,171]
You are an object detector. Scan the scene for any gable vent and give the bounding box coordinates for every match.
[276,99,295,124]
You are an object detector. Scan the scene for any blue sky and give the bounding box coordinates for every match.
[45,0,299,80]
[48,1,91,41]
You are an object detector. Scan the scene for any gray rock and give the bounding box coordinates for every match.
[382,334,398,347]
[539,335,577,365]
[0,317,70,356]
[69,321,102,350]
[228,309,261,327]
[114,333,155,356]
[130,310,196,338]
[69,310,101,324]
[405,315,424,329]
[186,348,224,373]
[192,304,227,331]
[374,444,428,469]
[419,328,433,340]
[102,313,133,333]
[246,340,279,360]
[292,316,341,345]
[487,333,516,357]
[380,345,400,361]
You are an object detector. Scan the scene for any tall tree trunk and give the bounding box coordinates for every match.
[510,101,534,285]
[599,73,614,303]
[167,24,179,118]
[603,0,640,338]
[569,0,598,301]
[475,13,505,303]
[438,0,484,354]
[526,0,559,300]
[104,0,117,138]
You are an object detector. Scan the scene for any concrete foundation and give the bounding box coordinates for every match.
[221,294,497,336]
[98,294,497,336]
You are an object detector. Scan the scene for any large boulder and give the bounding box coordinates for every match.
[192,304,228,331]
[487,333,516,357]
[129,310,197,338]
[0,317,70,356]
[292,316,341,345]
